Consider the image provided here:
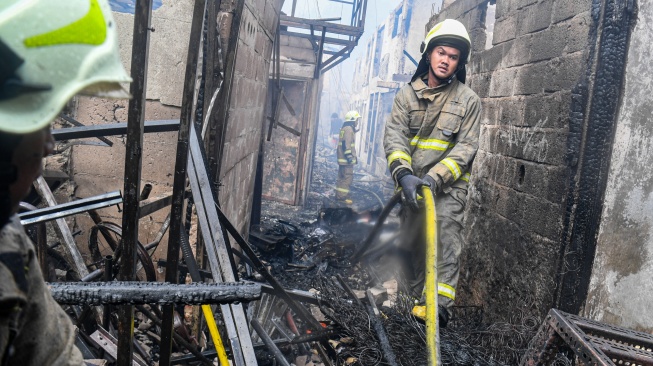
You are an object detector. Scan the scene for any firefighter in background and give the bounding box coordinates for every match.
[383,19,481,327]
[335,110,361,204]
[0,0,132,363]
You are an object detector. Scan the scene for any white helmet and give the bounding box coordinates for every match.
[0,0,132,134]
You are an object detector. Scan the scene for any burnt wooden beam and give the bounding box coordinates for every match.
[314,26,326,79]
[158,0,206,364]
[320,44,352,71]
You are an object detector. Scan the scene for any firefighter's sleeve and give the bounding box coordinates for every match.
[427,95,481,185]
[384,89,413,182]
[344,128,356,163]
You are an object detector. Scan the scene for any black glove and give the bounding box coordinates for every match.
[423,174,443,194]
[398,173,425,212]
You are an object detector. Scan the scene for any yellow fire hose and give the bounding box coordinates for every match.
[422,186,440,365]
[201,304,230,366]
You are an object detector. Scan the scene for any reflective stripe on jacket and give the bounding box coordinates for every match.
[384,75,481,189]
[337,124,357,165]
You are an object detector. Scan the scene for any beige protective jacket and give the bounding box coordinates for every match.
[337,123,357,165]
[0,216,83,366]
[384,75,481,190]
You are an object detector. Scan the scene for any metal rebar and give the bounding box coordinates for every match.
[251,319,291,366]
[160,0,207,363]
[136,305,214,366]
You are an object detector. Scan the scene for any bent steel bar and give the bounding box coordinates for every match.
[19,190,122,225]
[522,308,653,366]
[49,281,262,305]
[52,119,180,141]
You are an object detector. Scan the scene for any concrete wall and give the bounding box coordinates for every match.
[431,0,593,322]
[586,3,653,333]
[114,1,194,106]
[217,0,284,234]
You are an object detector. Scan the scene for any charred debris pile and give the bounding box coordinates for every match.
[242,148,571,366]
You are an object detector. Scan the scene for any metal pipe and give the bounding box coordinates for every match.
[52,120,179,141]
[19,191,122,226]
[349,192,402,264]
[49,281,262,305]
[251,319,291,366]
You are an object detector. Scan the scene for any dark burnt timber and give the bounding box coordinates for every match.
[52,120,179,140]
[49,281,262,305]
[159,0,206,364]
[117,0,153,364]
[522,309,653,365]
[557,0,637,314]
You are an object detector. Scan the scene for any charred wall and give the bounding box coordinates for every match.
[211,0,284,235]
[429,0,594,322]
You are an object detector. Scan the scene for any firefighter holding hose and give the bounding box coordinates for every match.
[383,19,481,327]
[0,0,131,363]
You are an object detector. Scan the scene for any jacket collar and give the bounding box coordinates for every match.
[410,73,457,102]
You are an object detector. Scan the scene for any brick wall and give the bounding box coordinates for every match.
[429,0,592,322]
[217,0,284,235]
